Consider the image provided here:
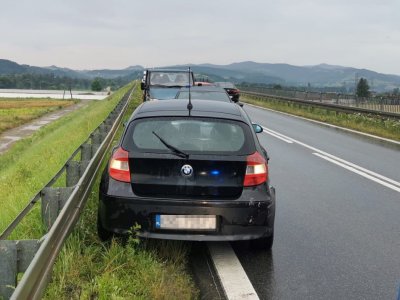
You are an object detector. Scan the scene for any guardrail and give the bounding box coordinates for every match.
[241,90,400,120]
[0,83,136,300]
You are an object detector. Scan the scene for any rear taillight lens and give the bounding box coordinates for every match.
[109,147,131,182]
[244,152,268,186]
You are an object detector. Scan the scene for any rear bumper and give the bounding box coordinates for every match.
[99,185,275,241]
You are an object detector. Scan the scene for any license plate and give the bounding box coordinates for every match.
[155,215,216,230]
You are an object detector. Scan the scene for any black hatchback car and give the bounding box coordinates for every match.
[214,82,240,102]
[98,99,275,250]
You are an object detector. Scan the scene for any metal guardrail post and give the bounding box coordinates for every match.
[91,131,101,156]
[66,161,80,187]
[66,160,89,187]
[81,143,92,161]
[0,240,41,299]
[99,123,108,141]
[41,187,74,231]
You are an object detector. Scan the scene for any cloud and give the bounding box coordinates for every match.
[0,0,399,74]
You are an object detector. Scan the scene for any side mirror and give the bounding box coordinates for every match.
[140,82,145,90]
[252,123,263,133]
[238,102,244,107]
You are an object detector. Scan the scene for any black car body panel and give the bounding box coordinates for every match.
[99,176,275,241]
[98,100,275,242]
[214,82,240,102]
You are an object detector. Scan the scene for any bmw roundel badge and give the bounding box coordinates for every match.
[181,164,193,177]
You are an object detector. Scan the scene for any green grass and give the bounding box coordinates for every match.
[44,87,199,299]
[0,98,76,134]
[0,84,134,238]
[242,95,400,141]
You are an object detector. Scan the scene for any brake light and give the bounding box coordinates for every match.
[244,152,268,186]
[109,147,131,182]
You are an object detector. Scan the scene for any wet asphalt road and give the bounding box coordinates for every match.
[233,104,400,300]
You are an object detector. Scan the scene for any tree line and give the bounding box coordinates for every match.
[0,73,134,91]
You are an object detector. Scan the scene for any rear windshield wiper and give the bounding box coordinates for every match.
[152,131,189,159]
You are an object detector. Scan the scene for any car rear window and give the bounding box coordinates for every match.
[122,117,255,155]
[149,72,193,86]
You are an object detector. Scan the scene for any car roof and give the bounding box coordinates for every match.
[132,100,245,121]
[178,86,227,92]
[146,69,189,73]
[214,82,236,87]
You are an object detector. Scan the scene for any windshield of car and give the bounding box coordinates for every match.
[123,117,254,155]
[176,91,231,102]
[149,72,193,87]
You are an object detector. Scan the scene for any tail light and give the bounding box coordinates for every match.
[244,152,268,186]
[109,147,131,182]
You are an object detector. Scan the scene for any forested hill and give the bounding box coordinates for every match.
[2,59,400,92]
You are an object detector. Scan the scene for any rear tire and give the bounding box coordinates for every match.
[250,233,274,251]
[97,213,113,242]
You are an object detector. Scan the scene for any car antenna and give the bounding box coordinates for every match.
[187,67,193,116]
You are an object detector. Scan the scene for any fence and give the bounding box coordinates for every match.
[239,86,400,115]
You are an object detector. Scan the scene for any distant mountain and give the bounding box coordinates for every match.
[1,59,399,92]
[82,66,143,79]
[191,61,400,92]
[0,59,144,80]
[0,59,57,75]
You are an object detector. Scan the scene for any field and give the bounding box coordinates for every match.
[0,89,130,237]
[0,98,76,134]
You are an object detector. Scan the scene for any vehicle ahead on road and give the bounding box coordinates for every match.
[175,86,232,102]
[194,81,215,86]
[141,69,195,101]
[98,100,276,250]
[214,82,240,102]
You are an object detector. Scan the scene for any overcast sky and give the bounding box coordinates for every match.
[1,0,399,75]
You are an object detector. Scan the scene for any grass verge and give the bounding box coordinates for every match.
[44,87,199,299]
[0,84,133,238]
[0,98,76,134]
[242,95,400,141]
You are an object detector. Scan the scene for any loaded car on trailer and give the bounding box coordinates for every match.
[141,69,195,101]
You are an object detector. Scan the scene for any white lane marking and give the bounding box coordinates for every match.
[244,102,400,145]
[313,153,400,193]
[262,126,293,143]
[265,127,400,189]
[208,242,259,300]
